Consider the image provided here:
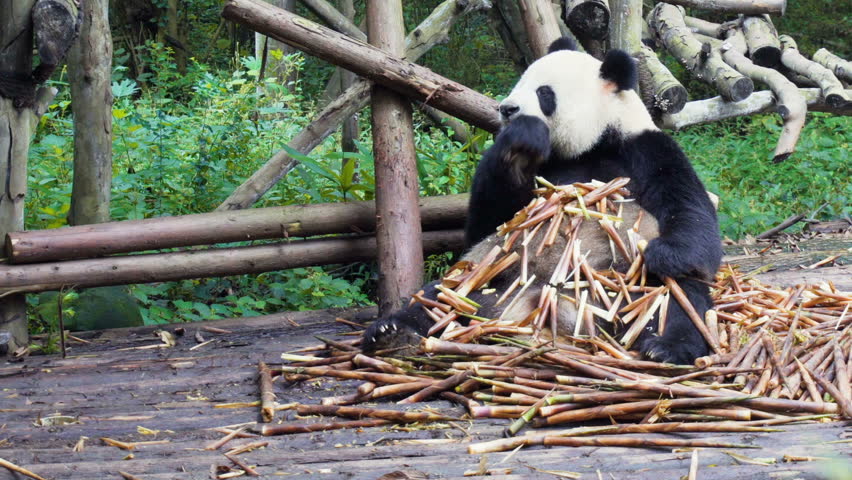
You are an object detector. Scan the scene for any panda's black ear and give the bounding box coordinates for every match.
[547,37,577,54]
[600,49,637,92]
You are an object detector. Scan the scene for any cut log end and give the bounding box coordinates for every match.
[659,85,688,113]
[751,47,781,68]
[730,77,755,103]
[565,2,610,40]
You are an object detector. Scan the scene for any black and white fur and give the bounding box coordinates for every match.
[363,39,722,365]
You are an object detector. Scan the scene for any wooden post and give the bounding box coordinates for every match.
[608,0,642,54]
[367,0,423,315]
[6,194,469,264]
[518,0,563,58]
[0,0,37,353]
[0,231,465,294]
[67,0,113,226]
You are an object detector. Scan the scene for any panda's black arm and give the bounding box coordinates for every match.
[630,132,723,280]
[466,116,551,247]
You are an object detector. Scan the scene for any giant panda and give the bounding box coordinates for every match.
[362,38,722,365]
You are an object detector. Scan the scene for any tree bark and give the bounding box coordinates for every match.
[67,0,113,226]
[217,0,495,211]
[518,0,563,58]
[720,31,805,162]
[563,0,609,41]
[648,3,753,102]
[0,0,38,351]
[780,36,849,107]
[301,0,365,41]
[812,48,852,83]
[741,15,781,67]
[418,103,473,148]
[0,231,465,294]
[660,88,850,130]
[608,0,642,54]
[7,194,468,264]
[661,0,786,15]
[487,3,531,70]
[636,45,687,115]
[367,0,423,315]
[683,16,727,39]
[165,0,186,73]
[492,0,537,67]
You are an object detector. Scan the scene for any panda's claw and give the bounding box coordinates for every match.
[639,336,705,365]
[361,315,424,355]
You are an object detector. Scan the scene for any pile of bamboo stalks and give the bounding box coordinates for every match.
[261,179,851,452]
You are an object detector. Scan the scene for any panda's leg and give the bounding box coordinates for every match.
[362,280,505,354]
[361,280,443,354]
[637,278,712,365]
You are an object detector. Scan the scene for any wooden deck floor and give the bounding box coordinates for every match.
[1,306,850,480]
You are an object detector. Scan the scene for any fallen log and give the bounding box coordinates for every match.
[660,88,852,129]
[6,195,468,264]
[719,30,805,162]
[812,48,852,83]
[221,0,500,132]
[0,230,465,293]
[648,3,753,102]
[661,0,786,15]
[779,36,849,107]
[562,0,610,41]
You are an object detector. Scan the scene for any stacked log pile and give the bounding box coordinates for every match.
[262,179,852,452]
[0,196,468,293]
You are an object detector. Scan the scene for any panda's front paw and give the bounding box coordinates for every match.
[361,315,424,355]
[643,237,693,279]
[640,335,707,365]
[495,116,551,183]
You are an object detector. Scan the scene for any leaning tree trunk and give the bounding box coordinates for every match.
[367,0,424,315]
[67,0,113,226]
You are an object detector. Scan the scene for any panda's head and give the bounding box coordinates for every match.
[499,38,656,158]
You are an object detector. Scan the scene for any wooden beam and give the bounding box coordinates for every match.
[0,230,465,294]
[662,0,785,15]
[220,0,500,132]
[6,194,468,264]
[0,0,37,352]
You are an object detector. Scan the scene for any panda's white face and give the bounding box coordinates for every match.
[499,50,656,159]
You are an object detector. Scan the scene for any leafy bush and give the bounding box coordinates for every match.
[676,113,851,239]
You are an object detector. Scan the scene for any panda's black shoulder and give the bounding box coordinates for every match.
[624,129,695,171]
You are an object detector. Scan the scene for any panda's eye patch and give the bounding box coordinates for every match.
[536,86,556,116]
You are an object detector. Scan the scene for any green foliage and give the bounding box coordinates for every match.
[675,114,851,239]
[33,287,143,331]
